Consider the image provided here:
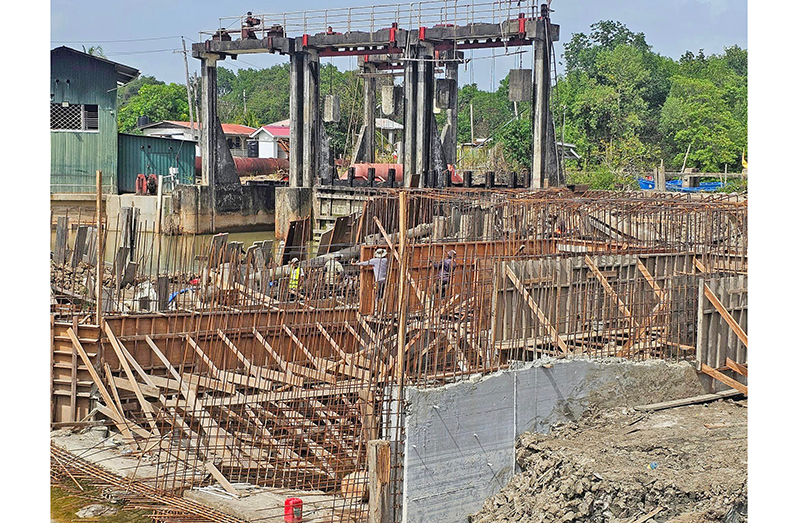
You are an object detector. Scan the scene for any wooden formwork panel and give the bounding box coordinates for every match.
[696,274,748,378]
[491,253,703,358]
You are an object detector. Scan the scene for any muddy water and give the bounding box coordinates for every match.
[51,229,277,277]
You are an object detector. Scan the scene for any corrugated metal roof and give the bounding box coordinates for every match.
[251,125,291,139]
[151,121,256,136]
[51,46,139,85]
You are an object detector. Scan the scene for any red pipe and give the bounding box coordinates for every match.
[195,156,289,177]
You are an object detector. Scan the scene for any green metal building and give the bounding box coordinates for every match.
[50,46,139,194]
[117,134,195,193]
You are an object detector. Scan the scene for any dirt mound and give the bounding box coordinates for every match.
[470,399,747,523]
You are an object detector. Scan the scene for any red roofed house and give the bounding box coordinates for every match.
[248,119,290,160]
[139,120,257,158]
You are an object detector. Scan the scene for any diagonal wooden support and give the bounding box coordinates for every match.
[701,362,747,395]
[67,328,137,446]
[703,283,748,347]
[505,267,570,354]
[584,255,640,330]
[144,335,250,469]
[252,327,290,374]
[218,329,303,387]
[282,324,322,370]
[104,323,161,437]
[316,323,372,381]
[725,357,748,377]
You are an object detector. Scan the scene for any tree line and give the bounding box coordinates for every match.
[116,20,747,174]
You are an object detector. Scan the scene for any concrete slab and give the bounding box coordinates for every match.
[183,485,344,522]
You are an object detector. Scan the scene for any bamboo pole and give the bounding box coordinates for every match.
[96,170,103,324]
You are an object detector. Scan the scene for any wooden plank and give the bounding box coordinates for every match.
[634,389,744,411]
[104,323,161,437]
[204,462,241,498]
[584,255,640,329]
[725,357,748,377]
[165,383,367,409]
[144,335,247,464]
[505,267,570,354]
[218,329,304,387]
[703,283,748,348]
[700,363,748,395]
[66,328,136,445]
[368,440,391,523]
[631,507,664,523]
[110,376,161,398]
[252,328,289,373]
[282,325,321,370]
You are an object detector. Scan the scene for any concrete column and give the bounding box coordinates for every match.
[531,30,550,189]
[443,59,459,168]
[289,51,304,188]
[200,54,219,188]
[403,52,417,187]
[200,54,219,231]
[415,45,433,185]
[302,50,319,188]
[363,63,377,163]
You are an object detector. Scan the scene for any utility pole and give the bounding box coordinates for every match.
[470,103,475,144]
[95,170,103,325]
[176,38,196,141]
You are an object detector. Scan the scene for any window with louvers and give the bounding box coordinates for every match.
[50,103,99,131]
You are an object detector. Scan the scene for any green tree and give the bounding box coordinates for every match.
[659,75,744,171]
[117,75,164,107]
[82,45,106,57]
[117,83,190,134]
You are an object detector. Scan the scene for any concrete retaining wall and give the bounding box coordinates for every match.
[402,358,707,523]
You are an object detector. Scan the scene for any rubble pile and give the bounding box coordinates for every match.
[471,400,747,523]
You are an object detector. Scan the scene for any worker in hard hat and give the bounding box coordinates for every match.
[434,249,457,299]
[288,258,303,300]
[352,248,389,304]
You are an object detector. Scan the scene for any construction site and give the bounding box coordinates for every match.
[49,2,748,523]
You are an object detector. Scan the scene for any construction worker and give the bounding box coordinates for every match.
[323,255,344,295]
[288,258,303,300]
[244,12,261,39]
[434,249,457,299]
[352,248,388,303]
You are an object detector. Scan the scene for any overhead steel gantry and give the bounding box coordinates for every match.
[192,0,558,235]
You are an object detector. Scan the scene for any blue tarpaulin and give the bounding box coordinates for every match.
[637,178,725,193]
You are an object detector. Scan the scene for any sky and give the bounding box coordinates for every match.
[50,0,748,91]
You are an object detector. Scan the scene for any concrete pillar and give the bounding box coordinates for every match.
[200,54,219,188]
[416,45,433,185]
[289,51,304,188]
[459,214,475,241]
[403,53,417,187]
[443,59,459,168]
[363,63,377,163]
[432,216,448,240]
[302,50,319,188]
[531,30,550,189]
[482,212,495,240]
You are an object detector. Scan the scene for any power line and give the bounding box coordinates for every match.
[52,35,184,44]
[105,48,180,56]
